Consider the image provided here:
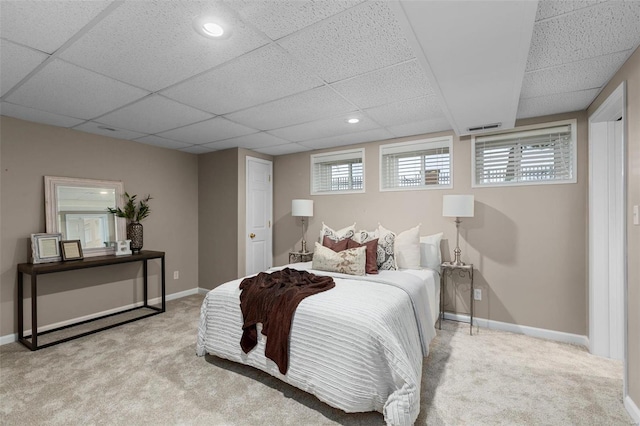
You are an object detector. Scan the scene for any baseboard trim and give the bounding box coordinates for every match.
[625,395,640,424]
[0,288,201,346]
[443,312,589,347]
[198,287,210,295]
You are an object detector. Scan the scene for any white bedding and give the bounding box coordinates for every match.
[196,263,439,426]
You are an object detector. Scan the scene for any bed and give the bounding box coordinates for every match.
[196,261,440,425]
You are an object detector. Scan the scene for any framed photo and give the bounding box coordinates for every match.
[30,233,62,264]
[60,239,84,261]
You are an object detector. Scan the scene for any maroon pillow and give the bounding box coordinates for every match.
[322,235,349,252]
[347,238,379,274]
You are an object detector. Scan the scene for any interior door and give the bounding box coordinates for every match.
[246,157,273,276]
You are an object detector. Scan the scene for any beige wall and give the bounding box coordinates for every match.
[0,116,199,336]
[588,46,640,410]
[198,148,272,289]
[273,111,588,336]
[198,149,239,290]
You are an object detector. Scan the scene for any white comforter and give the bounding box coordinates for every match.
[196,264,438,426]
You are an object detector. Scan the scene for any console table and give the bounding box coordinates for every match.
[17,250,165,351]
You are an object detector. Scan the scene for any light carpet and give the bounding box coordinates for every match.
[0,294,634,425]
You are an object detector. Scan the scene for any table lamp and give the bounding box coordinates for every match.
[442,195,474,266]
[292,199,313,253]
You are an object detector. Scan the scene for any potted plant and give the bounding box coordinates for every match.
[108,193,152,253]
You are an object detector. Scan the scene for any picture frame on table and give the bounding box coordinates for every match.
[60,239,84,261]
[30,233,62,264]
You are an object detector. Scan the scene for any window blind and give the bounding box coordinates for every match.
[311,149,364,194]
[380,138,452,190]
[473,122,576,186]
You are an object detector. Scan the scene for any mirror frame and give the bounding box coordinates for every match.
[44,176,126,257]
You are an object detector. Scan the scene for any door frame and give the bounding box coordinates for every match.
[245,156,273,276]
[588,82,627,388]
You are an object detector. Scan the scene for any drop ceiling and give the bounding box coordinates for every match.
[1,1,639,156]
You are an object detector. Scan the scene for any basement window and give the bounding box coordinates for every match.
[472,119,577,187]
[380,136,453,191]
[311,148,364,195]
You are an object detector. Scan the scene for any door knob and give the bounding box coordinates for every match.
[249,233,256,239]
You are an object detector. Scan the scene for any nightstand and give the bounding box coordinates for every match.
[289,251,313,264]
[440,262,474,335]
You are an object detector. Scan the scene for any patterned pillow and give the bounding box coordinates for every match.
[377,225,397,271]
[319,222,356,242]
[352,228,378,244]
[312,242,366,276]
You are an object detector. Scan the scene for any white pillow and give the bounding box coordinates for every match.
[420,233,443,270]
[319,222,356,242]
[312,242,366,276]
[394,225,421,269]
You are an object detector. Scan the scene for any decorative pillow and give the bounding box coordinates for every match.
[352,228,378,244]
[319,222,356,242]
[377,225,397,270]
[346,238,379,274]
[420,233,443,270]
[322,235,349,252]
[395,225,421,269]
[312,242,366,276]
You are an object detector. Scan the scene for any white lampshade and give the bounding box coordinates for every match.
[292,199,314,217]
[442,195,474,218]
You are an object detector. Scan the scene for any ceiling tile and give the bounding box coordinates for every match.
[158,117,257,144]
[0,1,112,53]
[73,121,147,140]
[516,88,600,119]
[300,128,394,150]
[98,95,213,134]
[225,0,364,40]
[0,40,49,97]
[179,145,217,154]
[253,143,312,156]
[364,95,444,127]
[204,132,290,150]
[527,1,640,71]
[386,117,452,138]
[521,50,631,99]
[535,0,607,22]
[5,59,150,120]
[268,112,379,142]
[135,135,194,150]
[161,44,322,115]
[278,1,414,83]
[225,86,357,130]
[59,1,270,91]
[330,60,433,109]
[0,102,84,128]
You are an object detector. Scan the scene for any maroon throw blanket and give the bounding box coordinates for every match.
[239,268,335,374]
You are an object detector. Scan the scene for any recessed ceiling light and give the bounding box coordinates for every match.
[347,118,360,124]
[202,22,224,37]
[193,16,231,39]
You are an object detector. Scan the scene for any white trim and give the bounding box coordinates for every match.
[443,312,589,347]
[0,287,202,346]
[625,395,640,424]
[310,148,365,195]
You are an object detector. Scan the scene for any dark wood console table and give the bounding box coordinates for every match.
[17,250,165,351]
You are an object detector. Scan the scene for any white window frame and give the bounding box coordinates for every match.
[310,148,365,195]
[379,136,453,192]
[471,119,577,188]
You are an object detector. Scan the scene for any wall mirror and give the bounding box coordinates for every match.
[45,176,126,257]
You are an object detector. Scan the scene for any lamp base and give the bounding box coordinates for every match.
[300,240,308,253]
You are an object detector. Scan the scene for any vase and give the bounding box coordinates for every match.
[127,222,143,253]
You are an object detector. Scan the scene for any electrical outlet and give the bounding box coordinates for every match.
[473,289,482,301]
[173,271,179,280]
